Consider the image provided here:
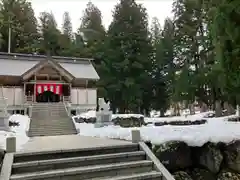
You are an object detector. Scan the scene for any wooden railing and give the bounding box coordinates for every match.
[63,96,71,103]
[25,95,33,103]
[63,96,71,117]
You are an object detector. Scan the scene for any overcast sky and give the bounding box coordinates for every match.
[29,0,173,32]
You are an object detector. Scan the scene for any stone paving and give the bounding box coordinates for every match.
[18,135,133,153]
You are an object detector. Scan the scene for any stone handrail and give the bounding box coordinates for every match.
[139,142,175,180]
[131,130,175,180]
[63,101,70,117]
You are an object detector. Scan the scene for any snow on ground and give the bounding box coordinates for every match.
[73,111,240,147]
[0,114,30,150]
[145,111,215,123]
[73,110,144,119]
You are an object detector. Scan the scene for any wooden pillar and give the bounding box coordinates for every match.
[13,86,15,105]
[23,83,26,99]
[86,80,88,104]
[69,83,72,103]
[33,74,36,102]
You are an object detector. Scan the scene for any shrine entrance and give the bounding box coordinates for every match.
[36,91,60,103]
[23,59,73,103]
[35,83,63,103]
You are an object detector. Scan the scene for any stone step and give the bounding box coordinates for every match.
[30,121,74,125]
[28,128,76,133]
[32,107,65,109]
[29,125,75,129]
[94,171,162,180]
[30,118,72,122]
[32,108,66,111]
[30,123,75,128]
[10,160,153,180]
[32,103,65,106]
[30,122,75,126]
[14,144,139,163]
[12,151,146,174]
[28,132,77,137]
[28,131,77,136]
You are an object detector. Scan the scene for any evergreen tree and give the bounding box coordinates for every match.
[39,11,61,55]
[102,0,152,113]
[59,11,73,56]
[172,0,212,112]
[79,1,105,44]
[151,17,174,116]
[0,0,39,53]
[209,0,240,106]
[62,11,73,40]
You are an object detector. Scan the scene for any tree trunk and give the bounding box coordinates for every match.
[160,109,165,117]
[224,102,235,115]
[236,105,240,116]
[200,102,208,112]
[215,100,222,117]
[188,103,195,115]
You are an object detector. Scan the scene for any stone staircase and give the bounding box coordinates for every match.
[28,103,77,137]
[9,143,164,180]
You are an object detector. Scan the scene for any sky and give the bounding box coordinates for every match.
[29,0,174,32]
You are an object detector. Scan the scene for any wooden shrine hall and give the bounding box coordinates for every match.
[0,52,99,115]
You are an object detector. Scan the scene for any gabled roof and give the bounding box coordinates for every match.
[22,59,74,82]
[0,52,100,80]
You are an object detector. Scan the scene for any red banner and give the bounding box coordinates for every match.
[36,84,62,95]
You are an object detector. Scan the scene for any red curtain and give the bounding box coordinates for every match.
[36,84,62,95]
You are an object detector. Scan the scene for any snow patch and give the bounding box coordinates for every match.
[0,114,30,150]
[73,113,240,147]
[73,110,144,120]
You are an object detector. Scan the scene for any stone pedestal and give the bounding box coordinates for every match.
[6,136,16,153]
[131,129,141,143]
[94,111,113,128]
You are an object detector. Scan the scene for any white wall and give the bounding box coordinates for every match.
[2,87,24,105]
[87,89,97,105]
[71,88,97,105]
[14,88,24,105]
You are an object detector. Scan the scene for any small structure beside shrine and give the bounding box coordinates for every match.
[95,98,112,128]
[0,52,99,115]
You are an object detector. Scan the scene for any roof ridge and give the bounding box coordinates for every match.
[0,52,93,63]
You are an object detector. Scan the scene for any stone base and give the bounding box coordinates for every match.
[94,122,113,128]
[94,111,113,128]
[6,136,16,153]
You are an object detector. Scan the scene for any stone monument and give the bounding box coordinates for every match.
[94,98,112,128]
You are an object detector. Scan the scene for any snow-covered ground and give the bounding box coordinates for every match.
[74,110,144,119]
[145,111,215,123]
[73,111,240,147]
[0,112,239,150]
[0,114,30,150]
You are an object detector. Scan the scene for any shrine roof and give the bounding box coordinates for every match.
[0,52,99,80]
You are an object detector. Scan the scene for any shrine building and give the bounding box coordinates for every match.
[0,52,99,115]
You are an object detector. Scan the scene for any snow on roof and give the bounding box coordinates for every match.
[0,52,99,80]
